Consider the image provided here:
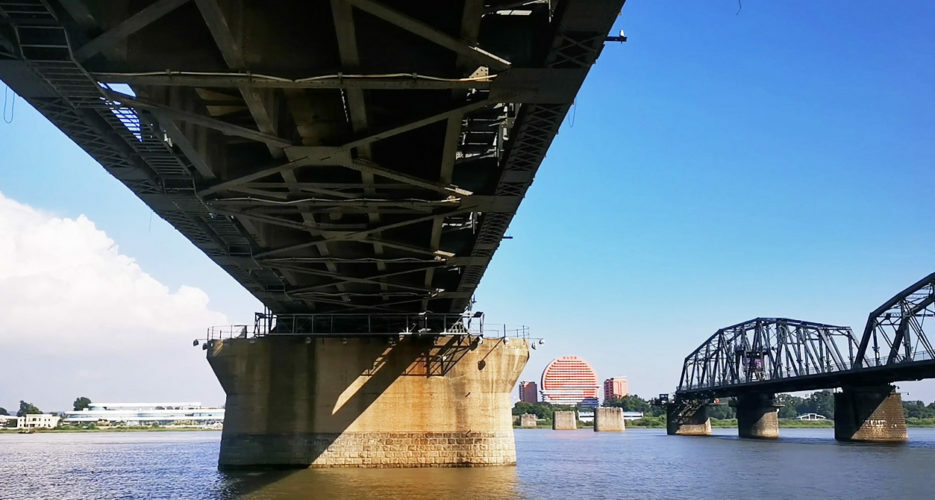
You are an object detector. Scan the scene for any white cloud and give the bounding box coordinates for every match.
[0,191,228,352]
[0,191,232,410]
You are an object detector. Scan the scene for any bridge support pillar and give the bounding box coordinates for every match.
[594,407,625,432]
[207,335,529,469]
[666,400,711,436]
[834,385,907,442]
[552,411,577,430]
[736,393,780,439]
[520,414,538,428]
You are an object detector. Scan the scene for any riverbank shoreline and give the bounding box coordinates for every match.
[515,417,935,429]
[0,427,221,434]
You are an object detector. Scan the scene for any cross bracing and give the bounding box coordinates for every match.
[676,273,935,398]
[0,0,625,315]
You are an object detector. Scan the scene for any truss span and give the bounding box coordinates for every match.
[676,273,935,398]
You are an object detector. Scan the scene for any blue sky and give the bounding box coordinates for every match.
[1,0,934,410]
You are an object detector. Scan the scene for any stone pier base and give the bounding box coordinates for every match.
[552,411,577,430]
[834,385,908,442]
[594,407,625,432]
[666,400,711,436]
[207,335,529,468]
[520,414,538,428]
[736,393,780,439]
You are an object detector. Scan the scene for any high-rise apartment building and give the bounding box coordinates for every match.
[604,377,629,401]
[518,381,538,403]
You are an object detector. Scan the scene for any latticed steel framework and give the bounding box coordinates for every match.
[678,318,858,393]
[676,273,935,398]
[0,0,624,320]
[855,272,935,368]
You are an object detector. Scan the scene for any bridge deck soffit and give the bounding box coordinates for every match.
[0,0,626,314]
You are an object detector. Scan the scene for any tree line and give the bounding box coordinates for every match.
[0,397,92,420]
[513,391,935,421]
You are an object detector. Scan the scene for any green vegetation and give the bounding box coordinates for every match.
[776,391,935,421]
[902,400,935,419]
[907,418,935,427]
[73,397,92,411]
[514,395,935,430]
[17,400,41,417]
[627,416,666,428]
[512,402,556,420]
[511,401,577,427]
[778,418,833,428]
[602,395,666,417]
[0,407,8,416]
[707,402,736,419]
[625,417,833,429]
[776,391,835,418]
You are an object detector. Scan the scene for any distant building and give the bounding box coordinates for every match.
[540,355,600,408]
[604,377,629,401]
[62,402,224,427]
[0,415,17,427]
[17,414,60,429]
[518,381,539,403]
[795,413,828,421]
[622,411,643,421]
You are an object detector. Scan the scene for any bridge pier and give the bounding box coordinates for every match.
[594,407,625,432]
[520,414,538,428]
[552,411,577,430]
[207,335,529,469]
[834,385,907,442]
[735,393,780,439]
[666,400,711,436]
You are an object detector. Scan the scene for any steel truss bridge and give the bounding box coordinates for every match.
[0,0,624,325]
[676,272,935,399]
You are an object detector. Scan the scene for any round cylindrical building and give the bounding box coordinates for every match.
[540,355,600,407]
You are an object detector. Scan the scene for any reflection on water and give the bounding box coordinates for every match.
[222,466,518,499]
[2,429,935,499]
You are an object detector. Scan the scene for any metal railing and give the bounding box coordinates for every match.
[205,312,530,341]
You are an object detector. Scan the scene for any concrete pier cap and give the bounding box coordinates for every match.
[207,333,530,469]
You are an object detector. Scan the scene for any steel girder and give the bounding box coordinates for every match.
[0,0,626,316]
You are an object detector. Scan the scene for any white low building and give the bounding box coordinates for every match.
[795,413,828,421]
[62,402,224,427]
[17,414,61,429]
[1,415,21,427]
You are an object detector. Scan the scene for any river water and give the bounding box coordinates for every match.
[1,428,933,499]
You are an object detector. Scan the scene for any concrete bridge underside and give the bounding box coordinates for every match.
[0,0,624,467]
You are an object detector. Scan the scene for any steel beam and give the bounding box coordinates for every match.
[92,72,494,90]
[74,0,190,61]
[339,0,511,71]
[104,90,292,147]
